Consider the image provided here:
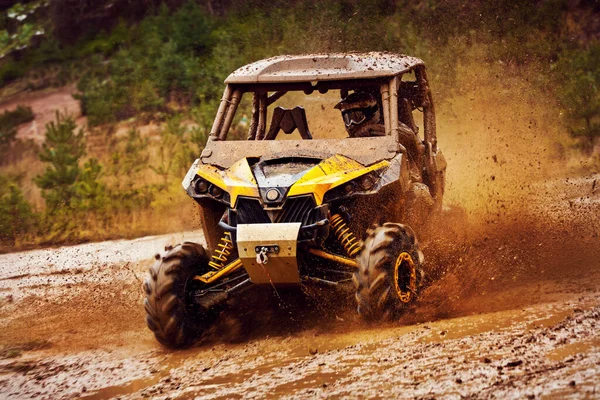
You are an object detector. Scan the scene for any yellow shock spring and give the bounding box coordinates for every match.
[329,214,361,258]
[208,232,234,270]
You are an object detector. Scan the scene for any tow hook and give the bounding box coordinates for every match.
[255,245,280,265]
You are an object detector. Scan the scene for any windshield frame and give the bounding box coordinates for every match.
[210,77,399,142]
[203,64,438,166]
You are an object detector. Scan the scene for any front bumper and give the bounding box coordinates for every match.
[236,223,301,284]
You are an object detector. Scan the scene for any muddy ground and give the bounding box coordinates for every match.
[0,171,598,399]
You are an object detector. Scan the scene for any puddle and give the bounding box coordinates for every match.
[80,374,163,400]
[418,304,570,345]
[79,350,191,400]
[527,308,573,329]
[546,339,600,362]
[285,324,420,358]
[269,370,351,397]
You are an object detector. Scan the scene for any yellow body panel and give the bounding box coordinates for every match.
[195,154,389,206]
[287,155,390,204]
[194,158,259,206]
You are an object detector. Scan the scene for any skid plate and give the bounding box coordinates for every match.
[236,223,301,284]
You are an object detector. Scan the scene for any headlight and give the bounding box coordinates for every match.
[359,174,377,190]
[190,176,230,204]
[323,170,382,203]
[209,185,223,198]
[266,188,280,201]
[194,178,209,193]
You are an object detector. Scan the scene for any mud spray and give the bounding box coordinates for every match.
[192,59,600,342]
[406,59,600,324]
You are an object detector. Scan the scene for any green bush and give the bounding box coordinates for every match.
[72,158,107,212]
[73,1,220,126]
[0,175,36,244]
[170,0,214,56]
[74,20,130,59]
[0,58,25,84]
[75,73,126,125]
[552,43,600,152]
[33,112,111,242]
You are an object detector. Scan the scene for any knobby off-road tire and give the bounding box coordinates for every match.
[354,223,424,321]
[144,242,212,348]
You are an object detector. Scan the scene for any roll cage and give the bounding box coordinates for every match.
[208,65,437,151]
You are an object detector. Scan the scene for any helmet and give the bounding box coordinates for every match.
[335,91,382,136]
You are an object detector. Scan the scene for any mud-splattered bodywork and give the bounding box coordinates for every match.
[183,151,409,254]
[181,53,445,285]
[144,52,448,348]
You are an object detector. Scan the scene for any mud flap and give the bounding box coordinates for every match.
[236,223,301,284]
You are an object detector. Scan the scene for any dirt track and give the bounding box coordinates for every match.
[0,173,599,399]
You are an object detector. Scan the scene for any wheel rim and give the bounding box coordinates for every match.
[393,252,417,303]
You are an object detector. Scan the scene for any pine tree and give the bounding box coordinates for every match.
[0,177,35,243]
[34,112,86,214]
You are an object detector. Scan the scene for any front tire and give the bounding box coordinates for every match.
[143,242,213,348]
[354,223,424,321]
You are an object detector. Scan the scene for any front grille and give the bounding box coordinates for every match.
[235,196,317,226]
[276,196,316,225]
[236,198,269,224]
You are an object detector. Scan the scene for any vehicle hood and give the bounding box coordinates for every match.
[184,154,390,206]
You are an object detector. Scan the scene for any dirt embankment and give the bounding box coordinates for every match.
[0,85,83,145]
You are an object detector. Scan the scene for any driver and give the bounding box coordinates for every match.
[335,91,385,138]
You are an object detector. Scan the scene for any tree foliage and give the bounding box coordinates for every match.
[0,0,46,58]
[0,175,35,244]
[35,112,85,213]
[74,2,217,126]
[553,43,600,152]
[34,112,106,215]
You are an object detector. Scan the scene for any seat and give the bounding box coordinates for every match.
[263,106,313,140]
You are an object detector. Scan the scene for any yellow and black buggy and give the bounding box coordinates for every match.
[144,53,446,348]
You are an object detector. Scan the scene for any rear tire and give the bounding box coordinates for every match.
[354,223,424,321]
[143,242,214,348]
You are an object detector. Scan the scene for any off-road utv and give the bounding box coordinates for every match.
[144,53,446,348]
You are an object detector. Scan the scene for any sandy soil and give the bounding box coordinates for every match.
[0,85,83,145]
[0,172,598,399]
